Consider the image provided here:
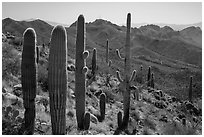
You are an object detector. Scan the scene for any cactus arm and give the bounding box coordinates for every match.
[83,112,90,130]
[68,64,76,71]
[83,50,89,59]
[116,49,125,60]
[116,71,123,83]
[82,66,88,74]
[129,70,137,82]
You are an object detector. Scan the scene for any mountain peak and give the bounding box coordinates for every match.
[161,26,174,32]
[2,17,15,24]
[139,24,161,31]
[92,19,110,25]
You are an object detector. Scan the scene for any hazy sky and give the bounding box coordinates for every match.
[2,2,202,25]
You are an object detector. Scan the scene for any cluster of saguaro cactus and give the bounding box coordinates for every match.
[189,76,193,102]
[48,25,67,134]
[75,15,90,130]
[21,28,38,134]
[91,48,97,80]
[116,13,136,129]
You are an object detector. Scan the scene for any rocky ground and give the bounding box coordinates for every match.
[2,70,202,135]
[2,32,202,135]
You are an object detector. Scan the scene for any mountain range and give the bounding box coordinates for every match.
[21,18,202,31]
[2,17,202,67]
[130,22,202,31]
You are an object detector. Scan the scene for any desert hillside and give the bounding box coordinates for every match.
[2,16,202,135]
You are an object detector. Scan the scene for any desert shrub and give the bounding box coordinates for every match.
[38,63,48,92]
[2,106,24,135]
[2,43,21,80]
[8,37,23,50]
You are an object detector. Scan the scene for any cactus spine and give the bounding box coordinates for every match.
[48,25,67,135]
[99,93,106,121]
[91,48,97,80]
[147,66,151,87]
[75,15,90,130]
[21,28,37,134]
[116,13,136,129]
[189,76,193,102]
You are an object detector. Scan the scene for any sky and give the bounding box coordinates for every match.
[2,2,202,26]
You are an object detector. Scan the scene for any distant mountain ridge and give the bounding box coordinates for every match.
[4,17,201,31]
[131,22,202,31]
[2,17,202,67]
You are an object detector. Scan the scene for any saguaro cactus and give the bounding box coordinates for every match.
[116,13,136,129]
[117,111,122,128]
[75,15,90,130]
[150,73,154,88]
[147,66,151,87]
[99,93,106,121]
[140,65,143,84]
[106,40,112,66]
[48,25,67,135]
[188,76,193,102]
[105,39,112,86]
[91,48,97,80]
[21,28,38,134]
[106,40,112,70]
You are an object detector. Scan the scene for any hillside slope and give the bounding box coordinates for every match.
[2,17,202,135]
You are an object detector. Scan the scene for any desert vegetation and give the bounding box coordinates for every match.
[2,13,202,135]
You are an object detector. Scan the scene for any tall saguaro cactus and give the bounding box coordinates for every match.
[21,28,38,134]
[116,13,136,129]
[188,76,193,102]
[75,15,90,130]
[48,25,67,135]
